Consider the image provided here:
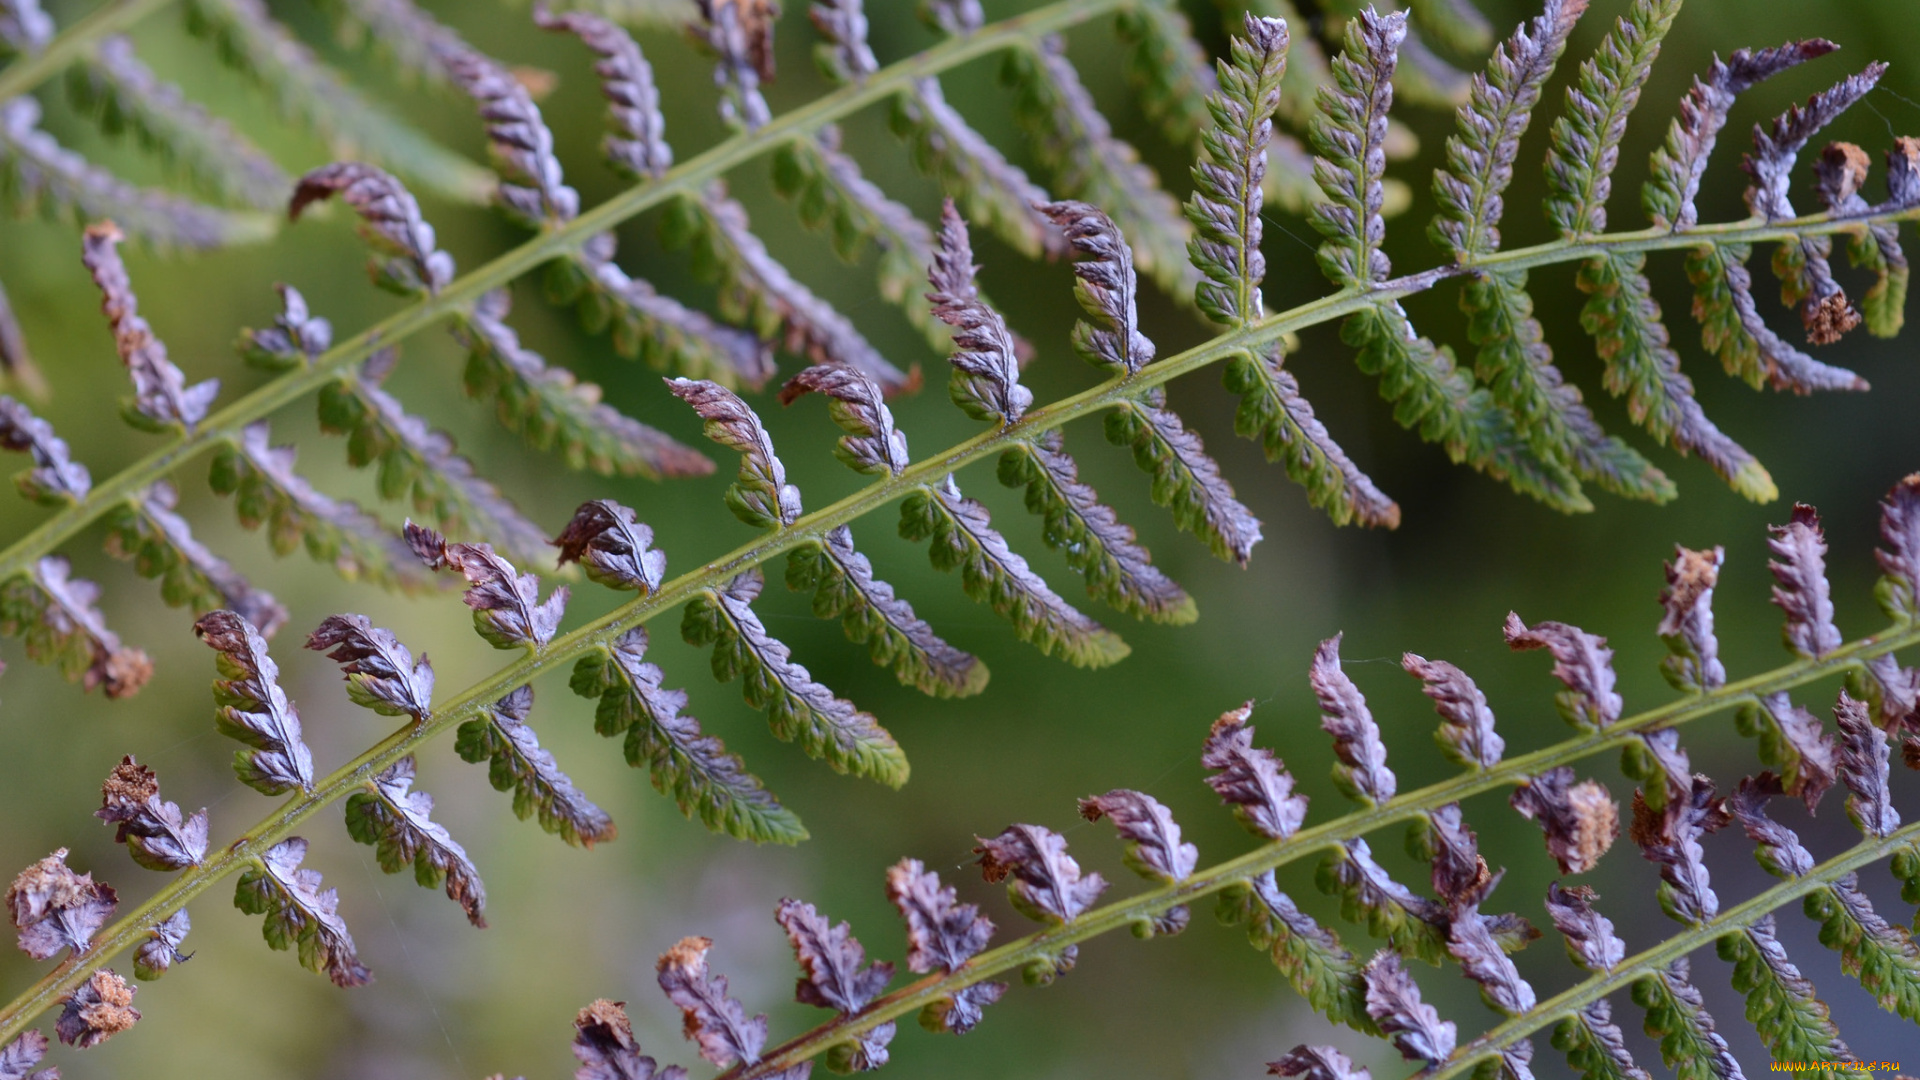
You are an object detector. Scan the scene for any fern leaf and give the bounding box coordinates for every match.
[0,98,270,250]
[570,627,806,845]
[437,43,579,229]
[1576,250,1775,500]
[661,185,915,394]
[1645,40,1836,231]
[1403,652,1503,769]
[1081,788,1197,893]
[1817,143,1908,339]
[305,612,436,720]
[290,161,454,296]
[1545,884,1652,1080]
[668,377,801,529]
[1188,13,1285,330]
[1745,64,1885,343]
[927,201,1032,425]
[682,567,909,788]
[772,128,950,350]
[785,526,986,698]
[1004,35,1196,298]
[1657,544,1726,693]
[1114,0,1218,149]
[316,348,551,570]
[1319,840,1449,965]
[1686,242,1868,393]
[1544,0,1681,239]
[80,223,221,433]
[808,0,877,87]
[570,999,682,1080]
[887,857,1006,1033]
[534,5,671,181]
[779,363,910,477]
[1269,1043,1369,1080]
[1833,691,1900,840]
[552,499,667,593]
[891,76,1064,260]
[455,684,616,848]
[1623,727,1694,816]
[0,1031,51,1080]
[52,969,139,1048]
[1203,702,1311,840]
[1310,8,1403,288]
[1734,693,1837,811]
[1771,500,1841,657]
[1219,871,1373,1032]
[0,396,89,506]
[549,236,774,387]
[67,36,288,210]
[0,556,151,698]
[1225,344,1401,527]
[193,608,312,794]
[1311,633,1398,807]
[134,910,191,981]
[1631,959,1745,1080]
[776,894,896,1070]
[1632,775,1730,925]
[8,849,118,962]
[182,0,493,204]
[404,522,569,650]
[1807,872,1920,1023]
[899,475,1129,668]
[1509,765,1619,874]
[97,756,209,872]
[233,837,371,987]
[106,481,288,636]
[975,823,1109,927]
[999,429,1196,624]
[1363,947,1456,1063]
[457,291,711,478]
[1716,917,1854,1076]
[0,0,51,55]
[1503,611,1621,730]
[344,755,487,926]
[209,421,429,592]
[1879,474,1920,625]
[691,0,773,132]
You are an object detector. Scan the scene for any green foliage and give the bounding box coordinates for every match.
[1217,875,1376,1033]
[1106,393,1263,564]
[1806,876,1920,1023]
[1114,0,1217,149]
[1631,964,1743,1080]
[1544,0,1683,239]
[1717,923,1852,1077]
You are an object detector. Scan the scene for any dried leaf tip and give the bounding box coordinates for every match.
[193,610,314,795]
[1769,503,1841,659]
[1510,766,1619,874]
[1311,634,1396,807]
[1546,882,1625,973]
[290,162,454,295]
[80,222,220,433]
[655,936,772,1069]
[55,970,138,1048]
[1080,789,1198,884]
[1040,200,1155,375]
[975,823,1108,926]
[1202,702,1309,841]
[775,897,896,1069]
[573,999,686,1080]
[305,613,435,720]
[886,858,1004,1032]
[779,365,909,476]
[929,201,1030,425]
[1402,653,1503,769]
[667,378,802,530]
[406,522,569,649]
[8,848,117,960]
[553,500,666,593]
[97,756,208,871]
[1504,611,1622,729]
[1363,949,1456,1063]
[1658,545,1726,692]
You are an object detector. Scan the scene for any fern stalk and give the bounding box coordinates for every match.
[3,587,1914,1046]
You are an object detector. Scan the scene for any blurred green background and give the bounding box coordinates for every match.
[4,0,1920,1076]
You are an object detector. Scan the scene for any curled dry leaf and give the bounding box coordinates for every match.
[1312,634,1396,807]
[1509,766,1619,874]
[775,897,895,1069]
[668,378,801,530]
[1363,948,1456,1063]
[928,201,1031,426]
[8,848,117,961]
[96,756,208,871]
[290,161,454,294]
[306,613,435,719]
[345,755,488,926]
[54,969,138,1048]
[553,500,666,594]
[194,609,314,794]
[1768,503,1841,659]
[655,936,770,1070]
[1080,789,1197,900]
[778,365,909,476]
[572,998,687,1080]
[975,823,1108,925]
[1658,544,1726,693]
[1504,611,1622,729]
[886,858,1004,1033]
[1834,691,1900,839]
[1402,653,1503,769]
[80,223,220,433]
[1269,1044,1371,1080]
[134,909,191,980]
[1631,775,1731,925]
[1202,702,1309,840]
[406,521,568,649]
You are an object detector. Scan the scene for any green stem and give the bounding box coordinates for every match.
[3,597,1912,1045]
[1431,816,1920,1078]
[0,0,177,104]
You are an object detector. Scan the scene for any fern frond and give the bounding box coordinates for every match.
[1630,959,1744,1080]
[315,348,551,571]
[886,856,1006,1033]
[1225,344,1401,527]
[1657,544,1727,694]
[0,556,151,698]
[289,161,454,296]
[0,396,89,507]
[1189,12,1286,327]
[1363,947,1457,1062]
[682,567,910,788]
[1219,871,1374,1031]
[344,755,488,927]
[1004,34,1196,298]
[892,75,1065,260]
[662,185,915,394]
[1716,916,1853,1077]
[68,35,289,209]
[691,0,774,133]
[208,421,428,592]
[900,475,1129,669]
[182,0,493,204]
[786,525,987,698]
[454,684,617,849]
[80,223,221,434]
[0,98,270,250]
[305,612,436,720]
[233,837,371,987]
[1320,840,1449,965]
[1576,251,1775,500]
[669,377,801,530]
[106,480,288,637]
[552,498,666,593]
[927,201,1032,425]
[1545,0,1681,239]
[571,626,807,845]
[457,290,711,479]
[97,757,209,874]
[1311,8,1401,288]
[1546,883,1653,1080]
[404,522,569,650]
[193,609,312,795]
[1114,0,1218,149]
